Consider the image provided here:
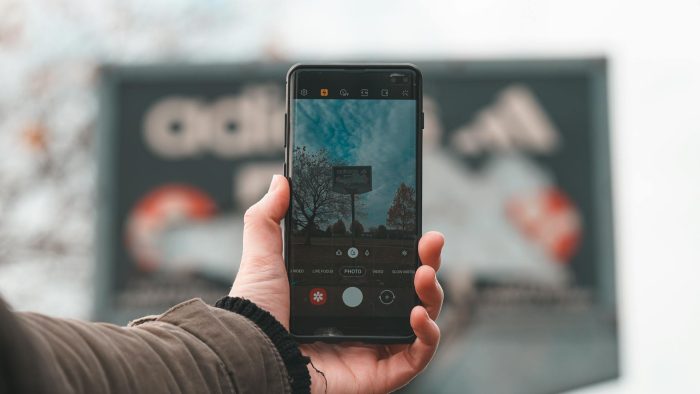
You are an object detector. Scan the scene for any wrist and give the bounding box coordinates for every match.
[215,296,310,393]
[308,362,328,394]
[229,278,290,329]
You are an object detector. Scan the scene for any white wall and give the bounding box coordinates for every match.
[1,1,698,392]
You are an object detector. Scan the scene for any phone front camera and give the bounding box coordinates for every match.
[390,74,410,85]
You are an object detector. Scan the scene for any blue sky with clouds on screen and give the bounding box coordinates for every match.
[293,99,416,229]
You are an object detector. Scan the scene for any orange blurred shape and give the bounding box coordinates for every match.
[126,184,218,272]
[507,187,582,264]
[22,123,48,152]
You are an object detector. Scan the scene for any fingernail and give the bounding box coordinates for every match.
[268,174,280,193]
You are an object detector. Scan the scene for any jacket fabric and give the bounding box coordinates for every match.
[0,297,305,394]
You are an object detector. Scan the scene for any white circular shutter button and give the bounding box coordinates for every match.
[342,287,363,307]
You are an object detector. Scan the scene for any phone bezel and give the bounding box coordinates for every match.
[284,63,423,343]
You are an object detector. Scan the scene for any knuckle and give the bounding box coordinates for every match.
[243,205,259,225]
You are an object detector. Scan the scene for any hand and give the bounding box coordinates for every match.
[230,175,445,393]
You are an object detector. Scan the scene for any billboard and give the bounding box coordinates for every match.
[97,60,617,393]
[332,166,372,195]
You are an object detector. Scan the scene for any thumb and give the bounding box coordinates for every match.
[240,174,289,265]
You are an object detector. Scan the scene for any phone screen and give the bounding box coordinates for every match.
[286,67,421,339]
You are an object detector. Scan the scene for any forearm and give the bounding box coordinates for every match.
[15,299,292,393]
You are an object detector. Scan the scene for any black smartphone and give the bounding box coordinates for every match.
[284,64,423,343]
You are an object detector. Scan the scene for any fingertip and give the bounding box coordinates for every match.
[416,264,437,277]
[426,231,445,246]
[409,305,425,326]
[268,174,280,192]
[410,306,440,346]
[242,175,289,251]
[269,174,289,197]
[418,231,445,271]
[263,174,290,221]
[414,265,436,290]
[415,265,444,321]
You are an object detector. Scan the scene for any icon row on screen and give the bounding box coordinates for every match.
[334,247,409,258]
[308,287,395,306]
[299,88,407,97]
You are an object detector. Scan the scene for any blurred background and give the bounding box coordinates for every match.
[0,1,699,393]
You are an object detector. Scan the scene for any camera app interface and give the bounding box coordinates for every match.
[289,70,418,322]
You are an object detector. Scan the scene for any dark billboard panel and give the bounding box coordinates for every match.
[97,60,617,392]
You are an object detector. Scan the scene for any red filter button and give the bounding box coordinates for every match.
[309,288,327,306]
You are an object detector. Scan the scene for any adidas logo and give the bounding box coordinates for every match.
[450,85,560,155]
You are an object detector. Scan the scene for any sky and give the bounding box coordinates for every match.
[293,99,416,229]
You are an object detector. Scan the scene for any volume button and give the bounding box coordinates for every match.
[420,112,425,130]
[284,113,288,147]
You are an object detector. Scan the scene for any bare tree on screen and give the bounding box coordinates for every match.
[386,182,416,233]
[291,146,348,243]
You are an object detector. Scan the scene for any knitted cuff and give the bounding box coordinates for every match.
[214,296,311,394]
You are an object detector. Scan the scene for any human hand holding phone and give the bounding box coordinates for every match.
[230,175,444,393]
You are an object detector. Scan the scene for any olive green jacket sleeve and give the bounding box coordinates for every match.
[13,298,291,394]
